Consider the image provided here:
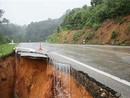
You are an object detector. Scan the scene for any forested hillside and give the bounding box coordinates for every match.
[0,18,61,42]
[48,0,130,45]
[25,18,61,42]
[0,24,27,42]
[0,7,62,42]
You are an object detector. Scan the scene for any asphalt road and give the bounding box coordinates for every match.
[16,43,130,98]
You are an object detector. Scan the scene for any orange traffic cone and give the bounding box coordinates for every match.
[38,43,43,51]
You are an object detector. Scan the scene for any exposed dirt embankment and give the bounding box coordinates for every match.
[89,15,130,45]
[0,56,16,98]
[0,55,92,98]
[15,57,49,98]
[52,15,130,45]
[0,55,120,98]
[15,57,92,98]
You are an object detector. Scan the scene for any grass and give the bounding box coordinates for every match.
[86,32,95,40]
[0,44,15,58]
[92,23,101,31]
[73,29,85,43]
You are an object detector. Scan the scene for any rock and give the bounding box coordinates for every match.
[116,93,121,97]
[101,92,107,97]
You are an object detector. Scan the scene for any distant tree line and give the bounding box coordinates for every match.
[0,18,61,42]
[25,18,61,42]
[0,24,27,42]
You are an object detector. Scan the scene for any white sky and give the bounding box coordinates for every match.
[0,0,91,25]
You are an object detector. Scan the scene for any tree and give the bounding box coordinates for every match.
[0,9,9,24]
[0,9,10,44]
[91,0,102,6]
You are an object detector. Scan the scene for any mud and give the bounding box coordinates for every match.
[0,55,93,98]
[0,54,121,98]
[51,61,121,98]
[0,56,16,98]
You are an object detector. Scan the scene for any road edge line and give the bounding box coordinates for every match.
[53,52,130,87]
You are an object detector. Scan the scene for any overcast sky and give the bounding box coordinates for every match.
[0,0,91,25]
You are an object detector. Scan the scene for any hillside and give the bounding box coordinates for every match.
[25,18,61,42]
[0,18,61,42]
[48,15,130,45]
[48,0,130,45]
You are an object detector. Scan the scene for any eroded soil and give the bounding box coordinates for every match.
[0,55,92,98]
[52,14,130,45]
[0,56,16,98]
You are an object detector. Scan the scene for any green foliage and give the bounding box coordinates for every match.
[60,0,130,30]
[73,30,84,42]
[25,18,61,42]
[48,30,59,43]
[111,31,117,39]
[91,0,103,6]
[0,32,10,44]
[0,24,27,42]
[92,23,101,30]
[86,32,95,40]
[104,0,130,17]
[61,8,83,30]
[0,44,15,57]
[0,18,61,42]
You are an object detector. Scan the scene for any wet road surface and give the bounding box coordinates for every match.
[16,43,130,98]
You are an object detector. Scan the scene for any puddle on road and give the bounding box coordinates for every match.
[0,54,120,98]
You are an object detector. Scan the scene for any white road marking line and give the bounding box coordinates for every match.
[53,52,130,87]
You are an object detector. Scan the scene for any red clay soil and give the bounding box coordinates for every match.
[14,57,92,98]
[0,56,16,98]
[89,15,130,45]
[0,56,93,98]
[52,68,92,98]
[55,15,130,45]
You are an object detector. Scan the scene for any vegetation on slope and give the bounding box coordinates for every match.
[48,0,130,45]
[61,0,130,30]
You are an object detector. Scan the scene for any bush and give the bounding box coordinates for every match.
[86,32,95,40]
[92,23,101,30]
[73,30,84,42]
[111,31,117,39]
[0,32,10,44]
[48,30,58,43]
